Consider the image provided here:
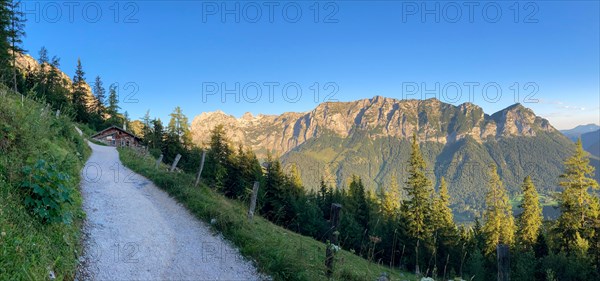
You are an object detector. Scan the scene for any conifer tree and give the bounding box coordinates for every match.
[434,177,454,229]
[348,175,370,231]
[261,155,294,224]
[381,175,401,219]
[150,118,164,150]
[71,58,89,122]
[288,163,303,188]
[6,0,25,92]
[167,106,193,148]
[106,83,121,126]
[482,164,515,255]
[403,134,434,241]
[92,76,106,115]
[0,1,11,82]
[556,139,599,253]
[205,125,232,189]
[38,46,48,64]
[516,176,542,249]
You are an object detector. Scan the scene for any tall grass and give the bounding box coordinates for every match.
[119,148,417,281]
[0,87,90,280]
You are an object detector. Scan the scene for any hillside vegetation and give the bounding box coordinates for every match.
[0,87,90,279]
[118,148,417,281]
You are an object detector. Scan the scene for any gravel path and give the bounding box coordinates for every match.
[77,142,265,280]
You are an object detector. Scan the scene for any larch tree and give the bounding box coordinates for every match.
[516,176,542,249]
[482,164,515,255]
[167,106,193,148]
[556,139,599,253]
[380,175,401,219]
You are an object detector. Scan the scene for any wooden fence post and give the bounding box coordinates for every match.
[326,203,342,277]
[497,244,510,281]
[170,154,182,172]
[194,150,207,187]
[155,154,163,169]
[247,181,260,220]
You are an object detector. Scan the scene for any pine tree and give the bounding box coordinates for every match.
[348,175,370,231]
[150,118,164,150]
[288,163,303,189]
[482,164,515,255]
[92,76,106,115]
[167,106,193,148]
[0,1,11,83]
[261,155,295,224]
[402,134,435,274]
[381,175,401,219]
[205,125,232,189]
[38,46,48,64]
[403,134,434,241]
[516,176,542,249]
[107,83,121,126]
[7,0,25,92]
[434,177,454,229]
[71,58,90,122]
[556,139,599,253]
[141,110,152,143]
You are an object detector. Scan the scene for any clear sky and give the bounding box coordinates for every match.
[21,1,599,130]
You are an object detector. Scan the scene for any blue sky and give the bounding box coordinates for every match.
[21,1,599,129]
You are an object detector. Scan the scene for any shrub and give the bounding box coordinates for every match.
[21,159,75,224]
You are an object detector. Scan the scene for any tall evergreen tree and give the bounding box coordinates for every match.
[167,106,193,148]
[433,177,454,229]
[482,164,515,255]
[150,118,164,150]
[205,125,232,189]
[402,134,435,274]
[403,134,434,241]
[261,155,294,224]
[71,58,90,122]
[288,163,303,189]
[106,83,121,126]
[0,1,11,83]
[6,0,25,92]
[516,176,542,249]
[556,139,600,253]
[92,76,106,115]
[380,175,401,219]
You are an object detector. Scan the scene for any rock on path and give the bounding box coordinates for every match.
[77,142,265,280]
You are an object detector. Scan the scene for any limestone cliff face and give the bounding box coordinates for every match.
[14,52,97,109]
[191,96,557,157]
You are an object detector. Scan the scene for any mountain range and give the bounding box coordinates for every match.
[191,97,598,221]
[561,124,600,158]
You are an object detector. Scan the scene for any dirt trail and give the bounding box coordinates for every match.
[77,142,264,280]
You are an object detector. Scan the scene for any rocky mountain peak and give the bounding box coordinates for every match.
[190,97,559,157]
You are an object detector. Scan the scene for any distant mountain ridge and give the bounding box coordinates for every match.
[561,124,600,141]
[191,97,557,156]
[191,96,583,221]
[580,130,600,157]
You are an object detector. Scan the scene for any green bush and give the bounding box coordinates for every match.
[21,160,75,224]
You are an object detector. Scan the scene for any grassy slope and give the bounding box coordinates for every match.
[0,89,90,280]
[118,148,417,281]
